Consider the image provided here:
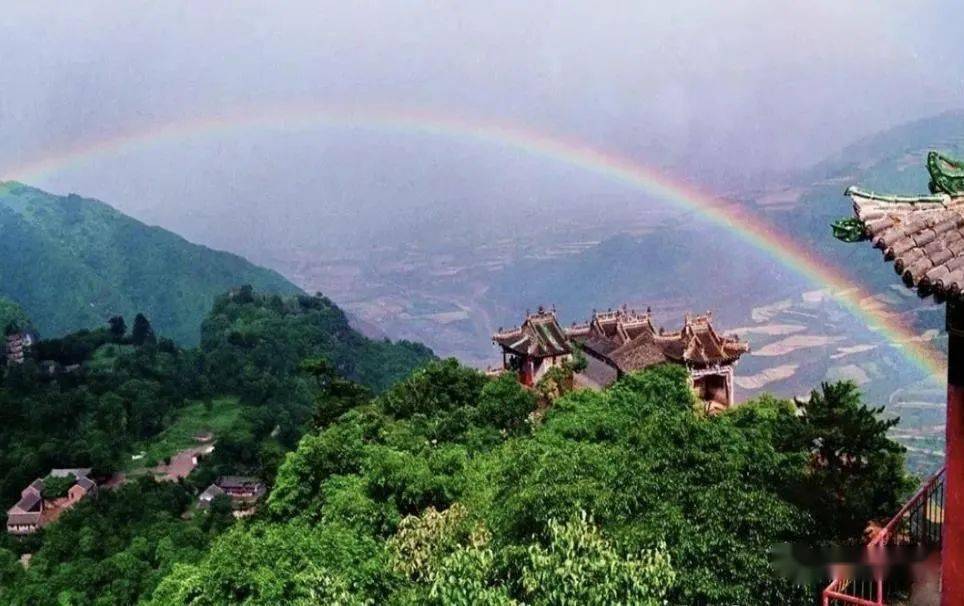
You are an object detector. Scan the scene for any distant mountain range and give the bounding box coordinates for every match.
[0,181,302,344]
[761,109,964,289]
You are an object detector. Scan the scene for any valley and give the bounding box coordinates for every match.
[251,114,964,476]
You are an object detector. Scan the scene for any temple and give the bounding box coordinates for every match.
[825,151,964,605]
[493,306,749,410]
[492,307,573,386]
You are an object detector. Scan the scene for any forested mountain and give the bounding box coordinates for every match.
[0,335,907,604]
[0,287,433,506]
[0,182,301,345]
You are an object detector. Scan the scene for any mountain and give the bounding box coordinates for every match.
[758,110,964,282]
[0,181,302,344]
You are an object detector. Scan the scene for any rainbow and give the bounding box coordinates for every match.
[0,104,948,380]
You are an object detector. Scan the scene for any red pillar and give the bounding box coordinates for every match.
[943,300,964,604]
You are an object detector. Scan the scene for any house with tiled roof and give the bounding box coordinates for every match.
[6,483,43,535]
[198,476,266,514]
[5,468,98,535]
[495,306,749,410]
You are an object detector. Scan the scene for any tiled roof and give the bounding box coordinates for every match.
[846,186,964,297]
[199,484,225,500]
[493,308,572,357]
[6,511,41,526]
[608,331,669,371]
[575,310,747,372]
[666,314,750,366]
[216,476,263,489]
[74,476,96,491]
[11,491,42,513]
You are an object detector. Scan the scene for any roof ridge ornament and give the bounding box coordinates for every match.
[837,151,964,299]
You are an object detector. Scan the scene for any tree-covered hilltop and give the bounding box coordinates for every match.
[0,296,908,604]
[200,286,433,396]
[135,364,907,606]
[0,287,434,507]
[0,181,302,345]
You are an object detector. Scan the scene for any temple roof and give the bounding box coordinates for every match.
[493,307,572,358]
[663,314,750,367]
[494,306,747,370]
[570,309,748,372]
[846,186,964,298]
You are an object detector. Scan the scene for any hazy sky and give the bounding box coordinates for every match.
[1,2,962,256]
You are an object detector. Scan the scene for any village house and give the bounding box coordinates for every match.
[5,468,97,535]
[198,476,266,514]
[494,306,749,411]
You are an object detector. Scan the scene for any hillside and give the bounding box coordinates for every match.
[0,287,434,505]
[761,110,964,291]
[0,360,909,604]
[0,181,302,344]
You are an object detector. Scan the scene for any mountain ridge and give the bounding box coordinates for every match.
[0,181,303,344]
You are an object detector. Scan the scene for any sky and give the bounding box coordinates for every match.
[0,1,962,256]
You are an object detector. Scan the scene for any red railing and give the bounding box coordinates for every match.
[822,466,946,606]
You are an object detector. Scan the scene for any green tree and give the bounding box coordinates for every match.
[477,373,537,433]
[520,513,674,605]
[132,313,156,346]
[787,381,912,539]
[41,474,75,500]
[108,315,127,339]
[301,357,373,428]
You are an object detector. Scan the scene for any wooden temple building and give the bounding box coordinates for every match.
[824,151,964,605]
[491,307,573,387]
[493,306,749,410]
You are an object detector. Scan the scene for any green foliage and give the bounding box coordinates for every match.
[126,397,243,472]
[108,315,127,339]
[0,297,30,336]
[388,503,473,582]
[4,478,230,606]
[379,359,487,419]
[147,522,395,605]
[40,475,75,500]
[0,306,910,606]
[153,362,908,605]
[564,345,588,374]
[0,182,302,345]
[200,289,433,399]
[301,357,374,428]
[534,365,573,404]
[0,331,201,502]
[0,547,21,596]
[786,381,912,539]
[520,513,674,606]
[0,280,433,605]
[477,373,537,434]
[132,313,157,346]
